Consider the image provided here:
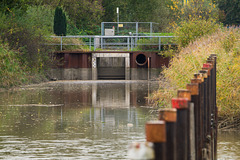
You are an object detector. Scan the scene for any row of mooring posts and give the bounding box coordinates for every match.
[137,54,217,160]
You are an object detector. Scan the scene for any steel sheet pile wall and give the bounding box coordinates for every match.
[145,54,217,160]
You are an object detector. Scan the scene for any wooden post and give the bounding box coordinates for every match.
[199,70,208,140]
[177,89,192,160]
[211,55,217,160]
[187,82,204,160]
[203,62,215,160]
[146,120,166,160]
[172,92,189,160]
[202,65,212,138]
[190,78,203,160]
[159,108,177,160]
[208,54,218,160]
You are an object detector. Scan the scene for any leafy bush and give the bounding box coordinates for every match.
[174,18,221,47]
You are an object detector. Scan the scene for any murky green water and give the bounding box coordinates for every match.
[0,80,239,159]
[217,131,240,160]
[0,80,158,159]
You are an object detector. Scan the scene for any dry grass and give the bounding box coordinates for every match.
[150,27,240,120]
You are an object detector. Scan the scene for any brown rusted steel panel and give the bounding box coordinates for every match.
[69,54,80,68]
[54,50,170,69]
[130,52,137,68]
[64,53,70,68]
[81,54,87,68]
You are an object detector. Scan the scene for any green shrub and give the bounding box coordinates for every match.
[174,18,221,47]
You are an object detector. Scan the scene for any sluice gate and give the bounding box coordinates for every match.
[51,51,170,80]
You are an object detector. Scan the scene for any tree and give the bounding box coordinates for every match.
[102,0,171,31]
[62,0,103,35]
[217,0,240,25]
[53,6,67,36]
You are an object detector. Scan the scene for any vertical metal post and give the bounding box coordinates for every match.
[89,37,91,51]
[94,37,96,51]
[136,22,138,35]
[130,37,133,51]
[60,36,63,51]
[147,57,150,80]
[101,22,104,36]
[101,37,103,49]
[135,22,138,47]
[150,22,153,36]
[159,37,161,51]
[127,37,130,50]
[117,7,119,34]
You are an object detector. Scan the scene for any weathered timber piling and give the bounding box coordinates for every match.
[190,77,203,160]
[146,121,166,160]
[142,55,217,160]
[172,97,189,160]
[159,108,177,160]
[177,89,195,160]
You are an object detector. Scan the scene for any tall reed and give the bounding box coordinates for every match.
[150,28,240,120]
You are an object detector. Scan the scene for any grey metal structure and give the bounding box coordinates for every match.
[101,22,158,36]
[50,35,175,51]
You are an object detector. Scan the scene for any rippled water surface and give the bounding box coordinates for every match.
[217,131,240,160]
[0,80,158,159]
[0,80,239,159]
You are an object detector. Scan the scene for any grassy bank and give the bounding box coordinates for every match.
[0,43,49,89]
[150,27,240,129]
[0,43,28,88]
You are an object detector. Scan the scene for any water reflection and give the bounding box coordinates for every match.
[0,80,158,159]
[1,81,238,159]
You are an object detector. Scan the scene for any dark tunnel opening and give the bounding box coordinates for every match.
[136,54,147,66]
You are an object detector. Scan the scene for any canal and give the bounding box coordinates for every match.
[0,81,239,159]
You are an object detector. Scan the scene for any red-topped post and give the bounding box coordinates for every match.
[172,89,191,160]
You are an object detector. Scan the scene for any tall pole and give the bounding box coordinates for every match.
[117,7,119,34]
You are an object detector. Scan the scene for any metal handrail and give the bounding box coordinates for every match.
[49,35,176,51]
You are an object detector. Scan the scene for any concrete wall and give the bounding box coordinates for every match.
[50,68,92,80]
[130,68,162,80]
[50,68,161,80]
